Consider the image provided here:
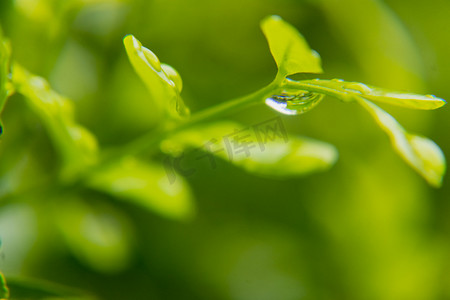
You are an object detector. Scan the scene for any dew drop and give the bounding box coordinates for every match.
[142,47,162,71]
[162,63,183,93]
[130,35,142,50]
[332,78,344,83]
[265,91,324,115]
[425,94,436,98]
[30,76,50,91]
[343,82,372,94]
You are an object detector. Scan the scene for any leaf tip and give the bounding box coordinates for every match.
[123,34,141,53]
[261,15,281,26]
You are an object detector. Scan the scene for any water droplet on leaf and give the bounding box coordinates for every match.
[265,91,324,115]
[130,35,142,50]
[142,47,162,71]
[332,78,344,83]
[162,64,183,93]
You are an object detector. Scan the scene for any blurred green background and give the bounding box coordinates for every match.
[1,0,450,299]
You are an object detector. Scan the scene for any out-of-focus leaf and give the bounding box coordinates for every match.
[0,28,13,136]
[356,97,446,187]
[11,64,98,179]
[317,0,424,90]
[53,197,132,273]
[123,35,190,119]
[260,15,323,76]
[0,272,9,299]
[86,157,194,220]
[297,79,446,109]
[6,277,94,299]
[0,31,11,112]
[161,121,338,178]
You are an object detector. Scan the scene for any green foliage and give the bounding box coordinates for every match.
[356,98,445,187]
[162,121,338,177]
[53,196,133,273]
[281,78,446,185]
[0,29,12,136]
[87,157,194,219]
[0,3,448,299]
[11,64,98,179]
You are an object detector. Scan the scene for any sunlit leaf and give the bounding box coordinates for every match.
[6,277,93,299]
[53,197,132,273]
[161,121,338,178]
[298,79,446,110]
[86,157,194,220]
[261,15,323,76]
[361,90,445,110]
[123,35,190,119]
[11,64,98,179]
[0,272,9,299]
[356,97,446,187]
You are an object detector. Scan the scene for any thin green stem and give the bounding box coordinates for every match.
[282,79,354,102]
[99,78,281,165]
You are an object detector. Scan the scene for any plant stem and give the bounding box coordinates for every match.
[282,79,353,102]
[101,79,280,164]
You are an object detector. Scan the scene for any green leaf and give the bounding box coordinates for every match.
[297,79,446,110]
[0,272,9,299]
[161,121,338,178]
[260,15,323,76]
[123,35,190,119]
[0,28,13,136]
[53,197,133,273]
[86,157,194,220]
[356,97,446,187]
[11,64,98,179]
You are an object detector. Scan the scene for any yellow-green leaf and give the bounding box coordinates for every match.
[357,97,446,187]
[123,35,189,119]
[261,15,323,76]
[357,88,445,110]
[86,157,194,220]
[161,121,338,178]
[11,64,98,179]
[54,197,133,274]
[296,79,446,109]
